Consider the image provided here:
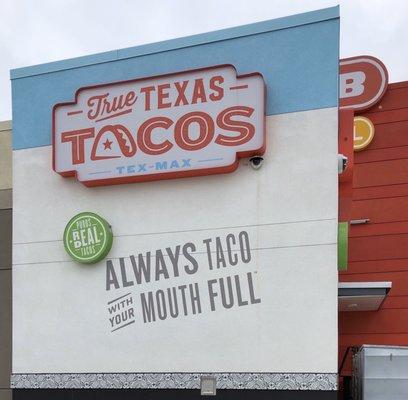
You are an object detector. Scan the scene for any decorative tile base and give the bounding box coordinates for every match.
[11,373,337,390]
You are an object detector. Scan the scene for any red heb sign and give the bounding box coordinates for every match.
[53,65,265,187]
[340,56,388,111]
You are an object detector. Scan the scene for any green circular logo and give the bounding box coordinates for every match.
[63,212,113,264]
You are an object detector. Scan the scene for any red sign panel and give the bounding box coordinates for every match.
[53,65,265,187]
[339,56,388,111]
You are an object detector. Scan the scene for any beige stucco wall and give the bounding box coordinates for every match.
[0,120,11,400]
[0,120,12,210]
[0,120,12,191]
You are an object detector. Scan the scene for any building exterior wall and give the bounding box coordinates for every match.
[339,82,408,378]
[10,7,339,398]
[12,108,339,376]
[0,120,12,400]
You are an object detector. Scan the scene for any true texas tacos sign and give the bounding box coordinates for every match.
[53,65,266,187]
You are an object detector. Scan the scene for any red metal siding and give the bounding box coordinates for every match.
[339,81,408,376]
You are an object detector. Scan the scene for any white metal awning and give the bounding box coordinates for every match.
[338,281,392,312]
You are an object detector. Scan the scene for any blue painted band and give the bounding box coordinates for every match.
[11,7,339,150]
[10,7,338,80]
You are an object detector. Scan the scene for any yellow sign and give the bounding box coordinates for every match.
[354,116,375,151]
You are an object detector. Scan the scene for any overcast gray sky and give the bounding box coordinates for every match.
[1,0,407,121]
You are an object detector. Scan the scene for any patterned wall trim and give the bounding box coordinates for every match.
[11,373,337,390]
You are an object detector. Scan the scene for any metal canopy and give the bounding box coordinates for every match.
[338,281,392,312]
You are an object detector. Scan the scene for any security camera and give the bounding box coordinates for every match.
[249,156,264,170]
[338,154,348,174]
